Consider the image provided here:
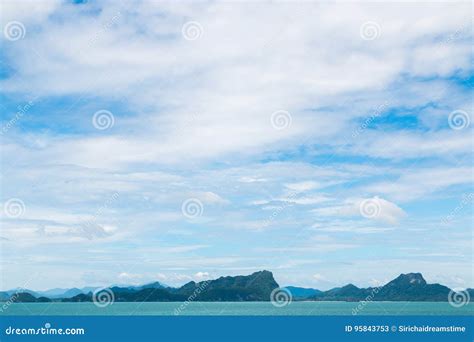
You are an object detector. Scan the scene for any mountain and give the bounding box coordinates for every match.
[117,281,168,292]
[62,293,91,302]
[63,281,173,303]
[64,288,186,303]
[175,270,279,301]
[113,288,185,302]
[311,273,451,302]
[5,288,39,297]
[60,288,86,299]
[64,271,278,302]
[285,286,322,299]
[2,271,464,303]
[136,281,168,290]
[8,292,51,303]
[79,286,101,294]
[37,287,84,299]
[372,273,451,301]
[1,283,165,300]
[1,286,101,300]
[314,284,371,301]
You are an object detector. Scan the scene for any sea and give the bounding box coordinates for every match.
[1,301,472,316]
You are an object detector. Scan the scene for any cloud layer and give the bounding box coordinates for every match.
[0,0,472,290]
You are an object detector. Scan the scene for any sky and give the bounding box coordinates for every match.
[0,0,472,291]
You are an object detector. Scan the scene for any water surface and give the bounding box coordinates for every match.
[1,301,472,316]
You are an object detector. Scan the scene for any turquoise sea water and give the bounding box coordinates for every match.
[1,302,472,316]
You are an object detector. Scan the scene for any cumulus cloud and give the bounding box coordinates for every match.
[354,196,407,225]
[194,272,211,281]
[314,196,407,225]
[118,272,143,283]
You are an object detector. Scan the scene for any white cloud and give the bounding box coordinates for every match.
[194,271,211,281]
[258,244,358,253]
[285,181,321,192]
[118,272,143,283]
[238,176,268,183]
[279,195,332,205]
[358,196,407,225]
[1,1,471,168]
[197,192,229,205]
[311,222,395,234]
[0,1,472,290]
[367,167,473,201]
[347,130,472,160]
[0,0,60,26]
[314,196,407,225]
[313,273,328,282]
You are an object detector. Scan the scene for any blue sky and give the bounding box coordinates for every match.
[0,0,472,291]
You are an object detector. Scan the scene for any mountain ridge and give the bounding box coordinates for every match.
[2,271,469,303]
[311,273,454,302]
